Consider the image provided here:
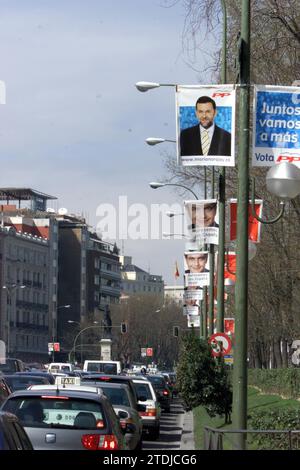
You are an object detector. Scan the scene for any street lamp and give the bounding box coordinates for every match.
[69,324,102,363]
[135,81,176,92]
[149,182,199,200]
[146,137,176,146]
[2,283,26,355]
[67,320,98,364]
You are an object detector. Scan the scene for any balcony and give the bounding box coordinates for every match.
[14,323,49,332]
[16,300,48,311]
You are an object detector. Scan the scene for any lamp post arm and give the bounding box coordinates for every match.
[71,325,103,362]
[251,177,285,224]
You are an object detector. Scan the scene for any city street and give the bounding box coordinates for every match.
[142,398,188,450]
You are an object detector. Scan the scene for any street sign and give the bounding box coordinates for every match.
[141,348,147,357]
[208,332,232,357]
[224,355,234,365]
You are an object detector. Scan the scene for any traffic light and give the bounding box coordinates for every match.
[173,326,179,337]
[121,322,127,334]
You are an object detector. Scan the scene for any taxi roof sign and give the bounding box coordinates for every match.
[55,376,81,386]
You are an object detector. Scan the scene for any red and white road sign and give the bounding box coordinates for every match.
[146,348,153,357]
[208,332,232,357]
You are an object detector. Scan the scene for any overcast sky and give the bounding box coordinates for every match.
[0,0,217,284]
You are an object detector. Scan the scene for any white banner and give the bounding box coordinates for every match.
[176,85,236,167]
[184,199,219,246]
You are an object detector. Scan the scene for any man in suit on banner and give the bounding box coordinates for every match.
[180,96,231,157]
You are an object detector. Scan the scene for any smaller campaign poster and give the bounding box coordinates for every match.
[229,199,263,243]
[184,251,210,287]
[253,85,300,167]
[183,288,203,307]
[183,306,200,317]
[225,252,236,282]
[224,318,235,336]
[185,199,219,245]
[176,84,236,167]
[187,315,201,328]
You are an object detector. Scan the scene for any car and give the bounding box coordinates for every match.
[0,358,25,374]
[3,374,52,392]
[147,375,171,412]
[0,376,12,406]
[132,378,161,440]
[0,411,33,450]
[47,362,75,374]
[83,360,122,375]
[1,385,127,450]
[81,374,141,406]
[15,371,56,384]
[82,381,143,450]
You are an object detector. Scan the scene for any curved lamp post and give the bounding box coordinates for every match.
[135,81,176,92]
[69,324,102,363]
[146,137,176,146]
[149,182,199,200]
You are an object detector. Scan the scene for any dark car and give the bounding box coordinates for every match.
[82,374,141,408]
[0,358,25,374]
[147,375,171,412]
[0,411,33,450]
[0,376,12,405]
[1,386,127,450]
[3,374,52,392]
[15,371,55,384]
[82,381,143,450]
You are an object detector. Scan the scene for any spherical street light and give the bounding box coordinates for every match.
[266,162,300,200]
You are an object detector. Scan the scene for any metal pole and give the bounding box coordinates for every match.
[202,167,208,339]
[216,0,227,332]
[208,167,215,335]
[232,0,250,450]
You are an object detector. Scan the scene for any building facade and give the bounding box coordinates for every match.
[120,255,164,299]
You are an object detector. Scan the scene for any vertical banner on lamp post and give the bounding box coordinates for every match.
[253,85,300,167]
[184,199,219,246]
[229,199,263,243]
[176,85,236,167]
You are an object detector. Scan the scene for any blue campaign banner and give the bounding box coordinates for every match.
[253,85,300,167]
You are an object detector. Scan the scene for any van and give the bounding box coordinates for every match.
[83,360,121,375]
[47,362,74,374]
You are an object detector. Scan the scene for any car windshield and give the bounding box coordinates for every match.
[101,387,130,407]
[87,363,118,374]
[133,383,152,400]
[147,376,165,387]
[3,397,106,430]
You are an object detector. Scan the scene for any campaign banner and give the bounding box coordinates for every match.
[184,273,210,288]
[184,251,210,287]
[176,85,236,167]
[187,315,201,328]
[253,85,300,167]
[229,199,263,243]
[185,199,219,245]
[183,288,203,306]
[224,252,236,282]
[183,306,200,316]
[224,318,235,336]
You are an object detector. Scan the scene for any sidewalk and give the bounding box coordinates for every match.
[180,409,195,450]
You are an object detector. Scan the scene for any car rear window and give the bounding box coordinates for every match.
[87,363,118,374]
[3,397,106,430]
[133,383,153,400]
[100,387,130,407]
[148,376,165,387]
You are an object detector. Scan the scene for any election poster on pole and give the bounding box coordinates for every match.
[176,85,236,167]
[253,85,300,167]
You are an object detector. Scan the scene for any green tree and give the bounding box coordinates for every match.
[176,331,232,421]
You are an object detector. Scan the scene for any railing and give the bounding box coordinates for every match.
[204,426,300,450]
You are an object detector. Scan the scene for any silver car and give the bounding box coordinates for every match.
[1,386,127,450]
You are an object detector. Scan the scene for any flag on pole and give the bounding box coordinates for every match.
[174,261,180,279]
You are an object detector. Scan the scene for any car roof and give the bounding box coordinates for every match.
[82,381,129,390]
[7,386,104,400]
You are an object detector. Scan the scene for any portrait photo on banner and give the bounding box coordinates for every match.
[176,84,236,167]
[184,199,219,246]
[184,251,210,288]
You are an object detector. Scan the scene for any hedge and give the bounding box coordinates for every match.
[248,368,300,399]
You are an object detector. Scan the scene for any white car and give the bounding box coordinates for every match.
[132,378,161,440]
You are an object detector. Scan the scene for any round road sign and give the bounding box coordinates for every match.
[208,332,232,357]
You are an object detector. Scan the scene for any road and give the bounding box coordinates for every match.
[142,398,187,450]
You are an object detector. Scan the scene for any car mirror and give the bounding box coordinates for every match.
[125,423,136,434]
[117,410,128,420]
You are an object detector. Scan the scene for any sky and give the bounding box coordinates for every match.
[0,0,217,284]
